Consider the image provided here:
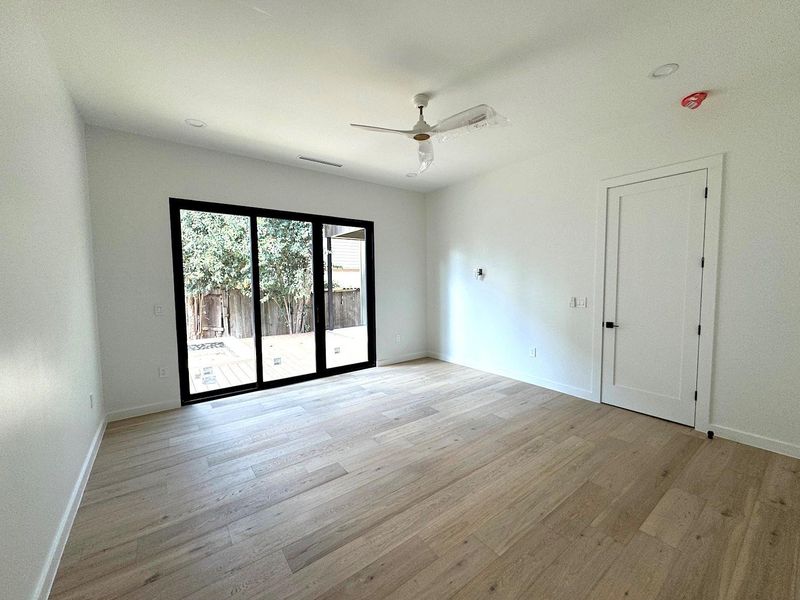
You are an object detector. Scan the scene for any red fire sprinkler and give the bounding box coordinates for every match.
[681,91,708,110]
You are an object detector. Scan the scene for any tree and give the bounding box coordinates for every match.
[257,218,313,334]
[180,211,251,338]
[179,211,314,338]
[180,211,252,296]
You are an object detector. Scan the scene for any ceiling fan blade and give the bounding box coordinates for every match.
[432,104,508,141]
[350,123,414,136]
[407,140,434,177]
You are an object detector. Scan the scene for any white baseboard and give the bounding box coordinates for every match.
[709,424,800,460]
[106,399,179,422]
[428,351,594,402]
[376,351,430,367]
[35,417,106,600]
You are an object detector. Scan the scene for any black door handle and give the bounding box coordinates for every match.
[605,321,620,329]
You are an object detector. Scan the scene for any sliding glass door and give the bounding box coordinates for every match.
[323,224,369,369]
[170,198,375,404]
[178,210,257,396]
[257,217,317,382]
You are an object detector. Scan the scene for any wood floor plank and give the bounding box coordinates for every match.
[540,481,616,540]
[313,536,437,600]
[471,436,597,554]
[50,527,231,600]
[136,462,348,559]
[522,527,623,600]
[281,421,531,571]
[590,433,704,543]
[471,436,626,554]
[448,525,570,600]
[759,452,800,510]
[654,502,750,600]
[51,359,799,600]
[639,487,706,548]
[180,550,291,600]
[50,540,138,598]
[704,465,761,519]
[384,535,496,600]
[116,536,290,600]
[587,531,676,600]
[362,435,558,557]
[727,501,800,599]
[672,437,737,497]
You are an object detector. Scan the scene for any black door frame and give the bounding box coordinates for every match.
[169,197,377,405]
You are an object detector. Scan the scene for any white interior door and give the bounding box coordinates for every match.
[601,169,707,425]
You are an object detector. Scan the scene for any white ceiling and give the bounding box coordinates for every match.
[34,0,800,192]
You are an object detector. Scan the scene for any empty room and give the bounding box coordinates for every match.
[3,0,800,598]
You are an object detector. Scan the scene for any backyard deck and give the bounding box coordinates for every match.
[187,326,368,394]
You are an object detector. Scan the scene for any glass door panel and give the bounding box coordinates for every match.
[257,217,317,381]
[179,209,257,395]
[172,198,375,404]
[322,224,369,368]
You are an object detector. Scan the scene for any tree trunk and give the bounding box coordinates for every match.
[283,297,292,334]
[298,297,306,332]
[196,294,204,338]
[221,291,229,337]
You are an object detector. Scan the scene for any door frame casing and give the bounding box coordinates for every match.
[590,155,723,433]
[169,197,377,405]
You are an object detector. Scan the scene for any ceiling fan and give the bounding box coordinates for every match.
[351,94,508,177]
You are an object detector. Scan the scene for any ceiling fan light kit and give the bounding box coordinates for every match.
[351,93,508,177]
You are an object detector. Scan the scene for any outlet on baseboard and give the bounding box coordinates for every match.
[158,367,168,378]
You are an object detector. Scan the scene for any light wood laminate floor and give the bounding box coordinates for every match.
[52,359,800,599]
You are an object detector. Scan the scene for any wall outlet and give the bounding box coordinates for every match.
[158,367,168,378]
[153,304,164,317]
[89,393,94,408]
[529,347,537,358]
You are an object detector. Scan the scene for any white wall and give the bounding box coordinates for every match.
[85,127,427,420]
[0,2,105,598]
[426,80,800,457]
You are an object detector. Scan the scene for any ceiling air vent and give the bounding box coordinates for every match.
[297,155,342,168]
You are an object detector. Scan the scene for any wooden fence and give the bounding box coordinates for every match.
[186,289,362,339]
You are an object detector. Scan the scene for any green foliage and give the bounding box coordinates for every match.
[180,211,314,334]
[180,211,252,296]
[257,218,313,306]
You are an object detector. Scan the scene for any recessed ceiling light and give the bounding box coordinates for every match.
[184,118,207,128]
[649,63,679,79]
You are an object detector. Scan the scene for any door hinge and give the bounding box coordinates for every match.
[704,187,708,198]
[694,390,698,401]
[701,257,705,268]
[697,324,702,335]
